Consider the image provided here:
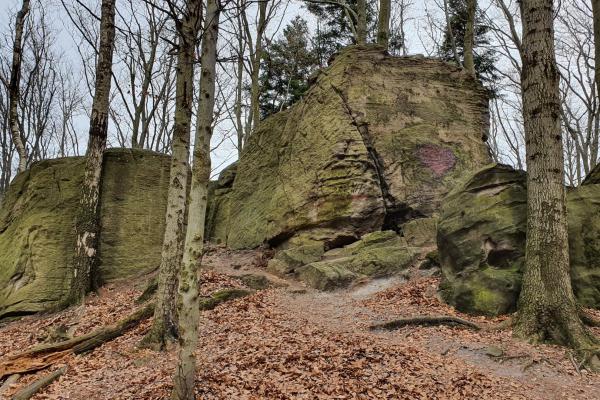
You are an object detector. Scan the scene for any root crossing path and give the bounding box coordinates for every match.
[1,248,599,399]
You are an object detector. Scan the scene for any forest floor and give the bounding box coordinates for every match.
[1,246,599,399]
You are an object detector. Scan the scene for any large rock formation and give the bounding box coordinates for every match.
[438,164,600,316]
[0,149,170,318]
[207,46,491,250]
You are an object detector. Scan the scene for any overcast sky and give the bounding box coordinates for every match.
[0,0,449,176]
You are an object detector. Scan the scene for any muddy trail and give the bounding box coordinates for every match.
[0,247,599,399]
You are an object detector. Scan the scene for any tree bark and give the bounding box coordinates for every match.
[356,0,367,45]
[377,0,391,49]
[443,0,461,66]
[66,0,116,305]
[463,0,476,76]
[172,0,220,400]
[592,0,600,109]
[249,0,267,131]
[140,0,202,351]
[235,9,245,157]
[171,0,220,398]
[514,0,598,354]
[8,0,30,174]
[11,367,66,400]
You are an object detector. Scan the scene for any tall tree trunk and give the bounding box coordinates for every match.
[139,0,201,351]
[592,0,600,114]
[443,0,460,66]
[235,3,245,157]
[463,0,476,76]
[65,0,116,305]
[377,0,391,49]
[8,0,30,174]
[249,0,267,131]
[514,0,598,357]
[171,0,220,398]
[356,0,367,45]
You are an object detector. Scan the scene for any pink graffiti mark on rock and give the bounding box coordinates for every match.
[418,145,456,177]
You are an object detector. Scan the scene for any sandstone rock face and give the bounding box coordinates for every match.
[207,45,491,249]
[269,230,419,290]
[0,149,170,318]
[438,164,600,316]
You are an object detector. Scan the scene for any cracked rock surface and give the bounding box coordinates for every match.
[207,45,491,250]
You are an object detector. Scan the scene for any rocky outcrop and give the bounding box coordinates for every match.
[438,164,600,316]
[269,230,421,290]
[207,45,491,249]
[0,149,170,318]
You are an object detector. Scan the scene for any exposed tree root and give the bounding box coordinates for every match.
[370,316,481,331]
[0,304,154,379]
[482,318,513,331]
[577,348,600,372]
[579,311,600,327]
[135,278,158,304]
[11,366,66,400]
[0,373,20,395]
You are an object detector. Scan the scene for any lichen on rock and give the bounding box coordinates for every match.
[206,45,491,249]
[438,163,600,316]
[0,148,170,318]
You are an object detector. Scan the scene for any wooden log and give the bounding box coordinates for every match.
[11,366,66,400]
[0,303,154,378]
[0,374,20,396]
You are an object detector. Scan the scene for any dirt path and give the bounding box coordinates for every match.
[1,248,599,399]
[204,248,600,399]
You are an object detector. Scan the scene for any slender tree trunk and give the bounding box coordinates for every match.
[443,0,461,66]
[66,0,116,305]
[250,0,267,130]
[356,0,367,45]
[8,0,30,174]
[140,0,201,351]
[593,0,600,104]
[514,0,598,355]
[377,0,391,49]
[235,6,244,157]
[463,0,476,76]
[171,0,220,398]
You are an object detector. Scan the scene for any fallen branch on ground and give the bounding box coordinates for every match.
[0,373,20,395]
[11,366,66,400]
[370,316,481,331]
[0,303,154,379]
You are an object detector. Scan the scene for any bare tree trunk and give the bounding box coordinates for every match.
[8,0,30,174]
[356,0,367,45]
[66,0,116,305]
[140,0,202,351]
[463,0,476,76]
[592,0,600,116]
[377,0,391,48]
[443,0,461,66]
[171,0,220,397]
[514,0,599,359]
[235,1,245,157]
[249,0,267,131]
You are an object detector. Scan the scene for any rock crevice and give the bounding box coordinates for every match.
[207,45,491,249]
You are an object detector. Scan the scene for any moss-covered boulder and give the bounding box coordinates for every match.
[207,45,490,249]
[267,242,325,276]
[0,149,170,318]
[438,164,600,316]
[287,231,419,290]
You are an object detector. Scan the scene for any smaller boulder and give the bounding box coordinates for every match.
[294,231,419,290]
[267,242,325,276]
[403,217,438,247]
